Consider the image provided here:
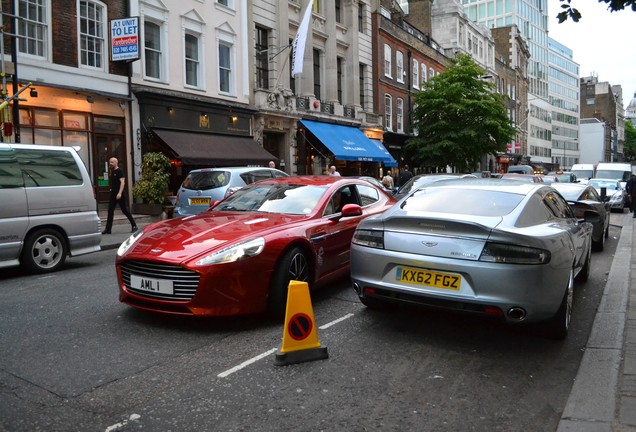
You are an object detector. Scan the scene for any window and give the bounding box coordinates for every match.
[421,63,427,85]
[396,51,404,83]
[397,98,404,133]
[255,26,270,89]
[217,0,233,8]
[359,64,366,109]
[429,67,435,79]
[313,49,321,100]
[78,0,105,69]
[385,94,392,131]
[219,42,232,93]
[289,39,295,94]
[337,57,343,104]
[384,44,392,78]
[144,21,162,80]
[185,34,199,87]
[336,0,341,23]
[413,60,419,89]
[17,0,48,58]
[358,2,365,33]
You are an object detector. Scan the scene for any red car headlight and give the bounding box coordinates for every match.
[195,237,265,266]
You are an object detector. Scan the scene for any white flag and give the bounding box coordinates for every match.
[291,0,313,77]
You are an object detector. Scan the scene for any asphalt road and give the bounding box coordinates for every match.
[0,224,620,432]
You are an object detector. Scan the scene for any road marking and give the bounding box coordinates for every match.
[218,348,278,378]
[319,313,354,330]
[217,313,354,378]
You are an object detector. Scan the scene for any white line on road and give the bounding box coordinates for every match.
[319,313,354,330]
[217,348,278,378]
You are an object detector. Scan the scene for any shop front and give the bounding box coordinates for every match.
[297,119,397,177]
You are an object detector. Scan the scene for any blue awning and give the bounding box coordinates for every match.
[300,119,398,166]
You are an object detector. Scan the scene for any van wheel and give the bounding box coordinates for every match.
[21,229,67,274]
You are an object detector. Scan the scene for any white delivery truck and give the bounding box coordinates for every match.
[594,162,632,187]
[571,163,596,184]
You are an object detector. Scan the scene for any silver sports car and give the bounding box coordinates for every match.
[350,179,599,339]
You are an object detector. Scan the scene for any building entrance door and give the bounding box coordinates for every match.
[94,135,126,204]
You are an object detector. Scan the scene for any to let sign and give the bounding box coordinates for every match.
[111,17,139,62]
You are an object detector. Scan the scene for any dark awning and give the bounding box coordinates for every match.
[300,120,398,165]
[153,129,275,166]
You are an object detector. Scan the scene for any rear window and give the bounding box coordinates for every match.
[182,171,230,190]
[402,188,523,217]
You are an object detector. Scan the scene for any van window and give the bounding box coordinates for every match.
[15,148,83,187]
[0,148,24,188]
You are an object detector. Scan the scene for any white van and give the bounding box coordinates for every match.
[507,165,534,174]
[0,143,102,273]
[594,162,632,187]
[571,164,596,184]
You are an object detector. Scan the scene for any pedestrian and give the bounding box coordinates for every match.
[103,157,138,234]
[329,165,341,177]
[627,173,636,216]
[381,170,394,190]
[398,164,413,186]
[268,160,276,168]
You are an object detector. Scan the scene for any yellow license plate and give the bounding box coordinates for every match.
[396,266,461,290]
[189,197,211,205]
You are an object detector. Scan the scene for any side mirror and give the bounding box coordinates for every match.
[340,203,363,218]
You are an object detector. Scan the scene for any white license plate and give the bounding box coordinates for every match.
[130,275,174,295]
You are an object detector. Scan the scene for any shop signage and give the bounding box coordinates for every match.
[110,17,139,62]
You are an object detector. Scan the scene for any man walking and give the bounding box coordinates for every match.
[103,157,137,234]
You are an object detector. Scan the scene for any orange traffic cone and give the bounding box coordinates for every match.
[274,280,329,366]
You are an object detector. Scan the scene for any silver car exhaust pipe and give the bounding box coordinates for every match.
[507,307,527,321]
[353,282,362,295]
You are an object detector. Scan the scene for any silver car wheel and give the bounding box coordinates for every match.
[21,229,67,273]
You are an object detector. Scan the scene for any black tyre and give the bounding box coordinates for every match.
[592,227,605,251]
[267,247,310,318]
[542,271,573,340]
[360,295,386,310]
[21,229,67,274]
[575,242,591,282]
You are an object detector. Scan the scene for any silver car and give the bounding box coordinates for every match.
[174,167,288,216]
[587,178,627,212]
[350,179,597,339]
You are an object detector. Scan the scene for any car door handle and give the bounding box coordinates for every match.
[310,232,327,243]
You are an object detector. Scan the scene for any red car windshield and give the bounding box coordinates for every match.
[215,183,328,215]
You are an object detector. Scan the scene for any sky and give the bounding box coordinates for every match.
[547,0,635,110]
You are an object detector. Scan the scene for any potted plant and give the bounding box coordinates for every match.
[132,152,172,215]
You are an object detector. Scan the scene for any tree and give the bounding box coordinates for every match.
[556,0,636,23]
[406,53,515,173]
[624,121,636,162]
[132,152,172,204]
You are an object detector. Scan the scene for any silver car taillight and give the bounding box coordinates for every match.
[352,229,384,249]
[479,242,550,265]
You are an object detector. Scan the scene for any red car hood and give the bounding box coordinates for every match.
[124,211,306,263]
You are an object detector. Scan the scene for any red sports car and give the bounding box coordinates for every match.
[116,176,396,317]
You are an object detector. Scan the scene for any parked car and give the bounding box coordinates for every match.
[0,143,101,273]
[539,174,560,184]
[506,165,535,174]
[587,178,628,212]
[548,171,578,183]
[551,182,610,251]
[350,175,394,193]
[395,173,477,199]
[350,179,598,339]
[116,176,397,318]
[500,173,544,183]
[174,167,289,216]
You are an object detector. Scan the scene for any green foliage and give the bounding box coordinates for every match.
[406,53,515,173]
[132,152,172,204]
[624,121,636,162]
[556,0,636,23]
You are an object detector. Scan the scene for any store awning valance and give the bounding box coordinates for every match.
[300,120,398,166]
[153,129,275,166]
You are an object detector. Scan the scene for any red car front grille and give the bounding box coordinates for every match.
[120,260,200,301]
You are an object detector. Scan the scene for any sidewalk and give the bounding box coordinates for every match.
[98,209,161,251]
[558,211,636,431]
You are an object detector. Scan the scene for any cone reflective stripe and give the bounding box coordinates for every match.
[274,280,328,366]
